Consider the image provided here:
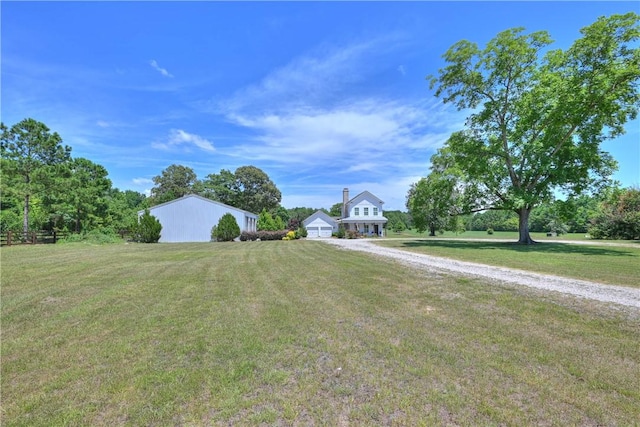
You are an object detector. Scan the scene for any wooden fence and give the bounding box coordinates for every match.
[0,230,69,246]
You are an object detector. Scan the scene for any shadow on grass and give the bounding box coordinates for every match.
[400,240,638,257]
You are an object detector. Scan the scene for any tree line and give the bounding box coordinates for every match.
[0,119,326,240]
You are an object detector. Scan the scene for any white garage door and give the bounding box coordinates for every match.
[319,227,333,237]
[307,227,320,238]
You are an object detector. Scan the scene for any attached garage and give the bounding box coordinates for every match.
[303,210,338,239]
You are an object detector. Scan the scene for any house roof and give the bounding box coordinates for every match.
[347,190,384,207]
[303,210,338,227]
[139,194,258,218]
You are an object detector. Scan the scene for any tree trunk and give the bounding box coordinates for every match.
[23,194,30,241]
[429,224,436,236]
[517,207,536,244]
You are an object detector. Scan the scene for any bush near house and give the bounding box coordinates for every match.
[212,213,241,242]
[240,230,289,241]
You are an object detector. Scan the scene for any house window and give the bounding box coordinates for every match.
[373,207,378,216]
[354,207,359,216]
[364,224,369,234]
[364,207,369,216]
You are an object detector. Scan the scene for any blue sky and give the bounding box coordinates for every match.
[2,1,638,211]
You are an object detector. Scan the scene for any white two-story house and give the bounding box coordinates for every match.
[338,188,388,236]
[303,188,388,238]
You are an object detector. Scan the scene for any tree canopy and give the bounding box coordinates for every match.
[427,13,640,244]
[202,166,281,214]
[1,118,72,237]
[150,164,198,204]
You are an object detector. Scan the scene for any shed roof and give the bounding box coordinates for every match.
[139,194,258,218]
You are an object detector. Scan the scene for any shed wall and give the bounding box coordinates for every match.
[148,196,253,243]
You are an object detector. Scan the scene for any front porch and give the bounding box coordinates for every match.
[339,220,387,237]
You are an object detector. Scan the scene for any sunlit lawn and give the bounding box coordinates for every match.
[376,238,640,288]
[2,241,639,425]
[386,229,639,244]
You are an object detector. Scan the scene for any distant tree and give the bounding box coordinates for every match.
[58,158,112,233]
[389,217,406,233]
[150,164,198,205]
[0,118,72,239]
[407,167,462,236]
[211,213,241,242]
[232,166,281,213]
[274,206,290,227]
[105,189,147,234]
[589,187,640,240]
[384,210,412,230]
[329,202,343,217]
[135,209,162,243]
[428,13,640,244]
[202,166,281,214]
[199,168,236,205]
[286,207,317,223]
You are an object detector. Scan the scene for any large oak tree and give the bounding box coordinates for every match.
[428,13,639,244]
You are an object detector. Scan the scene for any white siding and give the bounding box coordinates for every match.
[146,195,256,243]
[305,217,335,238]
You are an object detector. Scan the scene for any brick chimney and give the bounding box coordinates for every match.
[342,188,349,218]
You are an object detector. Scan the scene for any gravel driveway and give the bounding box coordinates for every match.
[322,238,640,309]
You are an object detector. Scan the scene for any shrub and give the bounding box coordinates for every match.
[212,213,241,242]
[282,230,296,240]
[240,230,289,241]
[60,229,123,245]
[336,224,346,239]
[295,226,307,239]
[346,230,359,239]
[487,228,494,235]
[134,210,162,243]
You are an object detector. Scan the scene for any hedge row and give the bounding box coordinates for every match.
[240,230,290,241]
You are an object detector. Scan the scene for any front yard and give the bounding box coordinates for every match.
[2,241,639,425]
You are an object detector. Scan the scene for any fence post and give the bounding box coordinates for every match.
[32,231,37,244]
[7,231,12,246]
[53,230,57,244]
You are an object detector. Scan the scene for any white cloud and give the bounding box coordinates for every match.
[397,65,406,76]
[149,59,174,78]
[152,129,215,153]
[225,98,457,167]
[132,178,153,185]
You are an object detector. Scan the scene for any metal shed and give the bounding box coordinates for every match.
[139,194,258,243]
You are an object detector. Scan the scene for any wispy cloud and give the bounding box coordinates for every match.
[149,59,174,78]
[209,34,463,209]
[152,129,215,153]
[132,177,153,185]
[218,35,403,115]
[225,98,459,167]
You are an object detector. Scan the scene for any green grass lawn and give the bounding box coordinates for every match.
[386,229,640,244]
[375,239,640,288]
[2,241,640,425]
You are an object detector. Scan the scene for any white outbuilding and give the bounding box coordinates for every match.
[138,194,258,243]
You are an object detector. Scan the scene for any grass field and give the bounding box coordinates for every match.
[376,239,640,288]
[386,229,640,243]
[2,241,640,425]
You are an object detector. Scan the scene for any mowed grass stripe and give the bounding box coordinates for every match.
[2,241,639,426]
[376,239,640,288]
